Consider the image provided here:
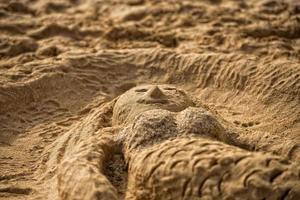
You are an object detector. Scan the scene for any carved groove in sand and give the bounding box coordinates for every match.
[57,85,300,200]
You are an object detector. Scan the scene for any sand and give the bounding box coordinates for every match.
[0,0,300,199]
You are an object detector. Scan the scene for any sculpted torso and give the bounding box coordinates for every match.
[113,85,226,150]
[57,85,300,200]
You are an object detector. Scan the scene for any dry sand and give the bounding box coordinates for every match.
[0,0,300,199]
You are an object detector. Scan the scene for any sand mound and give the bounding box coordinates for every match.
[0,0,299,199]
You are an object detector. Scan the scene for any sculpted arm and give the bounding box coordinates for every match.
[182,106,300,161]
[57,128,119,200]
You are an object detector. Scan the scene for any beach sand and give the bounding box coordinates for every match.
[0,0,300,199]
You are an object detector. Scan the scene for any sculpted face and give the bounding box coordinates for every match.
[112,84,194,125]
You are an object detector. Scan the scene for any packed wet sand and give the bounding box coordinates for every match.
[0,0,300,199]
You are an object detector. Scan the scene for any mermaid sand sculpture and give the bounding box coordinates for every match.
[57,85,300,200]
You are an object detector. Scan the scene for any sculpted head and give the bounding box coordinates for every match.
[112,84,195,125]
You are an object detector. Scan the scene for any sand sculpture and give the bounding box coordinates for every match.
[57,84,300,200]
[1,0,300,199]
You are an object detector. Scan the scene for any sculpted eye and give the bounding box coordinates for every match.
[164,87,176,91]
[135,88,148,92]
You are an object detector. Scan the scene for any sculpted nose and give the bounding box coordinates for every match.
[147,86,165,99]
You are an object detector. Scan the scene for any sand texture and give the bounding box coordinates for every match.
[0,0,300,199]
